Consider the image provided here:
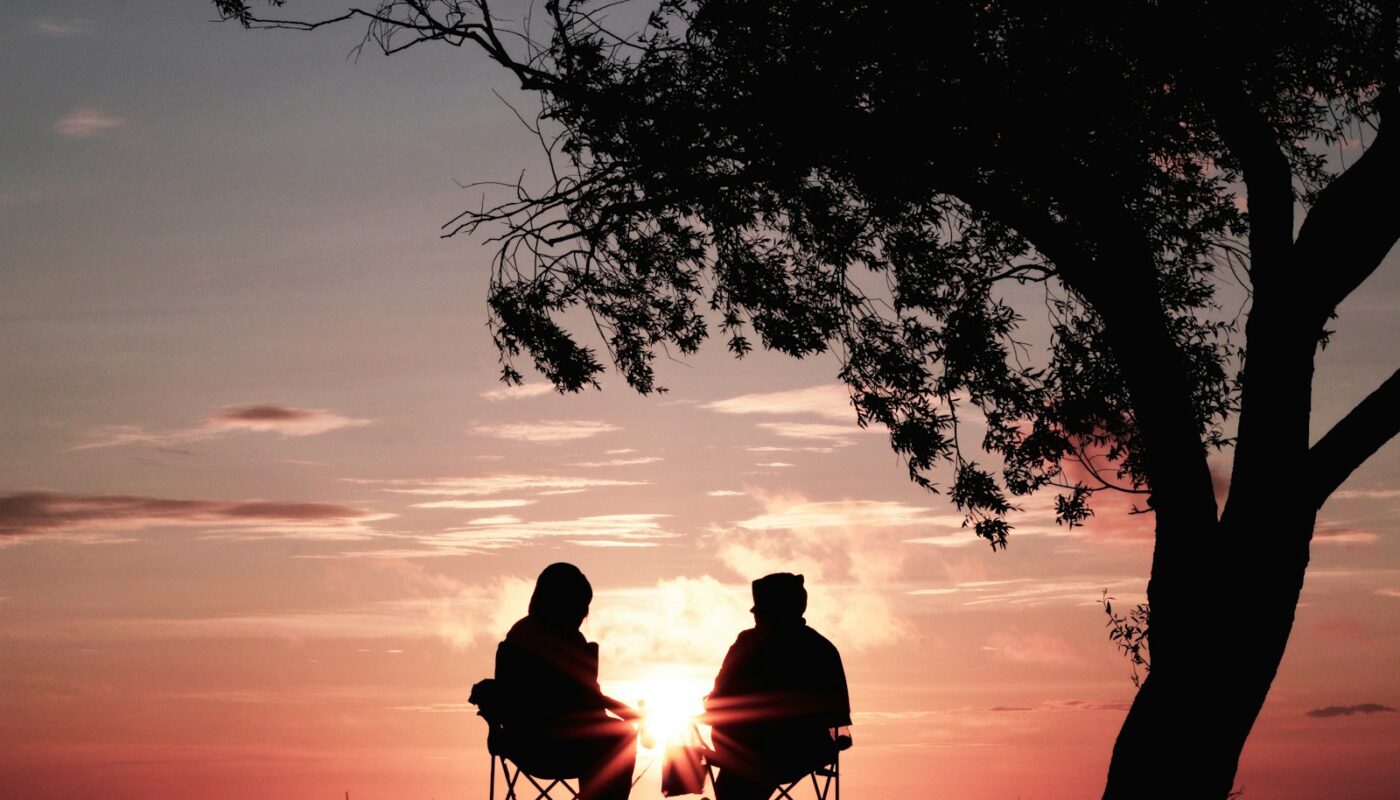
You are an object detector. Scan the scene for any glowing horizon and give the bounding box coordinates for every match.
[1,2,1398,799]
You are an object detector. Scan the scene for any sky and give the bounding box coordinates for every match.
[2,2,1399,799]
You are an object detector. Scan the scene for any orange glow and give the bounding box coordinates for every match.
[606,668,712,754]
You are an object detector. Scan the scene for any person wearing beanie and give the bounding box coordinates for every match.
[704,573,852,800]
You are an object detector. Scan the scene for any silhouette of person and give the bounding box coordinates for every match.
[493,563,638,800]
[705,573,851,800]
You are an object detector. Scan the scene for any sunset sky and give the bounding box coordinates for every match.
[3,3,1399,799]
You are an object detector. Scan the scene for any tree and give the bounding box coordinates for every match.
[214,2,1400,797]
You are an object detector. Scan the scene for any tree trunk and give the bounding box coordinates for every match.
[1101,508,1316,799]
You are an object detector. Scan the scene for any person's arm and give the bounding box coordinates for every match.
[702,636,748,725]
[825,641,853,727]
[601,694,640,721]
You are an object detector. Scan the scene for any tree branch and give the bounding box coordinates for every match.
[1294,81,1400,322]
[1310,365,1400,509]
[1205,88,1293,282]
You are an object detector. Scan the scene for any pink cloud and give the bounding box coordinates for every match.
[1305,703,1396,718]
[569,456,663,468]
[1314,527,1381,546]
[363,473,646,497]
[204,404,371,436]
[756,421,873,445]
[479,383,556,401]
[409,499,536,510]
[702,385,854,419]
[0,491,381,544]
[470,420,620,443]
[53,107,125,140]
[71,404,370,450]
[424,513,677,552]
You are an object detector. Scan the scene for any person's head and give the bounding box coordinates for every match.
[528,562,593,630]
[751,572,807,624]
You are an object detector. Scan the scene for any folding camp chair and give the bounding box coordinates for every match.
[489,752,580,800]
[771,747,840,800]
[698,726,848,800]
[472,676,583,800]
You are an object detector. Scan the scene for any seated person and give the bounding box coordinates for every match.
[489,563,638,800]
[704,573,852,800]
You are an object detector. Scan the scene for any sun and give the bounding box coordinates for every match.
[606,667,712,754]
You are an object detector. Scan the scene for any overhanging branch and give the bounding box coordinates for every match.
[1310,365,1400,508]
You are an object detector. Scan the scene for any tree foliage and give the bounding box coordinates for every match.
[217,0,1394,550]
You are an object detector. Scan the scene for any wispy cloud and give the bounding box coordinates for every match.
[479,383,556,401]
[568,540,661,548]
[703,385,853,420]
[570,456,663,468]
[1313,528,1380,545]
[903,534,982,548]
[0,491,384,545]
[945,577,1141,608]
[471,420,619,443]
[1044,699,1133,712]
[756,421,873,445]
[205,405,369,436]
[466,515,523,526]
[736,498,958,533]
[390,702,474,713]
[365,474,646,497]
[409,499,536,510]
[33,18,90,36]
[71,404,370,451]
[1304,703,1396,718]
[424,513,677,552]
[53,107,126,140]
[1330,489,1400,500]
[708,490,746,497]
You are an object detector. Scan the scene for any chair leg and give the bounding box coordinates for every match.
[521,773,554,799]
[502,758,522,800]
[491,755,497,800]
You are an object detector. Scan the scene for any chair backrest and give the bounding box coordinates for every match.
[469,678,506,723]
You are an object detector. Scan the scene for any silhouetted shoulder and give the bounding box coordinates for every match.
[505,615,588,648]
[730,627,760,646]
[801,625,842,655]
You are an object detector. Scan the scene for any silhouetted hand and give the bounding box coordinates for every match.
[603,695,640,722]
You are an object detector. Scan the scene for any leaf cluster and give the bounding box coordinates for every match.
[213,0,1395,548]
